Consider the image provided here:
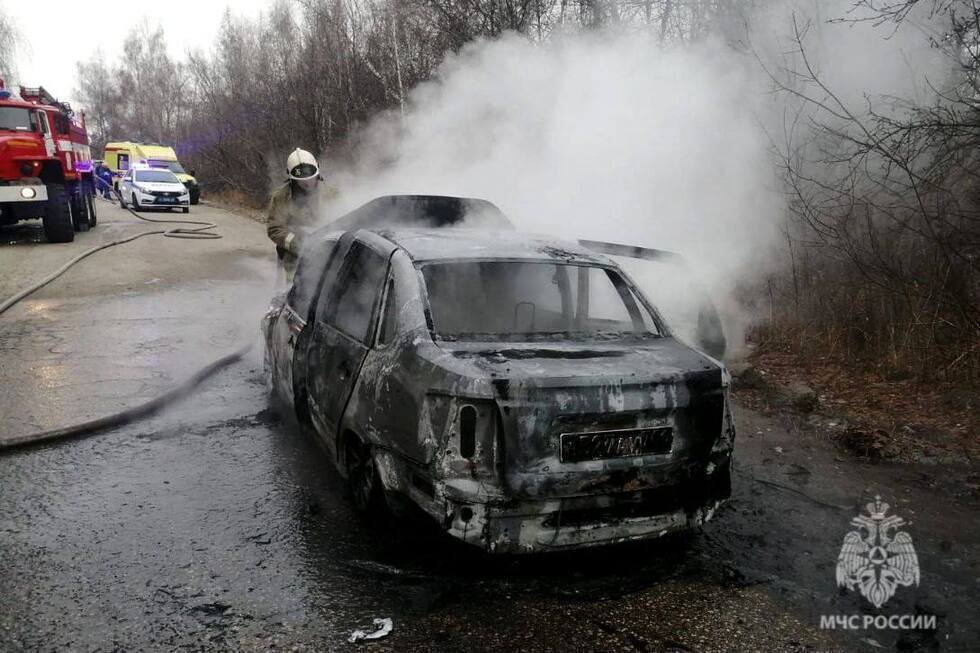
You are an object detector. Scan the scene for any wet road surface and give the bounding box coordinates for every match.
[1,201,978,652]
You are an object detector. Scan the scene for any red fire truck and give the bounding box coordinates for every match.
[0,80,96,243]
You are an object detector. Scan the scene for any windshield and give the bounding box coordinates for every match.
[135,169,180,183]
[0,107,36,132]
[149,159,186,174]
[421,261,662,341]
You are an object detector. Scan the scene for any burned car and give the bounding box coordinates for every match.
[263,195,734,553]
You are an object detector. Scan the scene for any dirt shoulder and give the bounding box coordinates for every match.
[732,345,980,466]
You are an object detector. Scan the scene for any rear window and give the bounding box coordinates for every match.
[134,169,179,183]
[420,261,661,342]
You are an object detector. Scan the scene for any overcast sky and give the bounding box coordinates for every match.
[6,0,269,106]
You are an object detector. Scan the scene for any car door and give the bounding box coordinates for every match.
[306,240,390,448]
[269,236,340,404]
[36,111,56,158]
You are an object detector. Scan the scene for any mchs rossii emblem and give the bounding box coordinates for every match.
[836,496,920,608]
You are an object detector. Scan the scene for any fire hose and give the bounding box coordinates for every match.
[0,177,253,452]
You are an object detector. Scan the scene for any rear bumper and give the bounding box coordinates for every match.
[0,184,48,203]
[441,455,732,553]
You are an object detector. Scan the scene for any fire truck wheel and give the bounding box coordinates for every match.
[86,193,97,227]
[71,192,90,232]
[42,184,75,243]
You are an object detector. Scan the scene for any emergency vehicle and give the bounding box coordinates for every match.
[0,80,96,242]
[104,141,200,204]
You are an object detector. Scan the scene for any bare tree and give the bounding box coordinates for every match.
[763,8,980,383]
[0,2,19,81]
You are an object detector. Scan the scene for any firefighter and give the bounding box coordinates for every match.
[267,148,325,280]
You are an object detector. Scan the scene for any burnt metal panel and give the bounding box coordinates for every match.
[327,195,512,231]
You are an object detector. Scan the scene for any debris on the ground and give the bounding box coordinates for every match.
[783,381,818,413]
[731,363,766,389]
[836,427,892,459]
[348,618,393,644]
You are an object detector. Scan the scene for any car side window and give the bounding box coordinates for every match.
[289,237,338,320]
[327,242,388,343]
[377,277,397,346]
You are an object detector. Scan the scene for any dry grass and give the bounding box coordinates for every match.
[203,188,267,223]
[746,323,980,463]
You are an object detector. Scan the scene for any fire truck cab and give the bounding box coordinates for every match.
[0,80,96,243]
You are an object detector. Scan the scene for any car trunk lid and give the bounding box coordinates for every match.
[438,338,726,499]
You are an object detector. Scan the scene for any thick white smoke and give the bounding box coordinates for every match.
[320,2,953,357]
[335,31,779,277]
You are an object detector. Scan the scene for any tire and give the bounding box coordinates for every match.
[346,438,387,516]
[130,194,140,212]
[86,193,97,227]
[119,193,126,209]
[41,184,74,243]
[182,207,189,214]
[70,189,89,232]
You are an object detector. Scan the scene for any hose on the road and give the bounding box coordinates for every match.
[0,181,253,453]
[1,179,220,317]
[0,345,250,452]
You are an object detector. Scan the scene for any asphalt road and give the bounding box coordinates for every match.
[1,200,977,652]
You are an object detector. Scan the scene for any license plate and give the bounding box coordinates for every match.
[157,197,176,204]
[560,427,673,462]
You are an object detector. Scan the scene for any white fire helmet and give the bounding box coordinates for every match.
[286,148,320,191]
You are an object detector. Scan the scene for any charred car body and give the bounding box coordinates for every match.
[263,195,734,553]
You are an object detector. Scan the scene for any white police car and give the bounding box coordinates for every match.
[119,167,190,213]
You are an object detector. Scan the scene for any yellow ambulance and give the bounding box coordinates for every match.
[103,142,200,204]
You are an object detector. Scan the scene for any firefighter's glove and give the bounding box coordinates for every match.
[284,232,302,255]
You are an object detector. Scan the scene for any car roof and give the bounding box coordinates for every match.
[305,195,612,265]
[372,228,612,265]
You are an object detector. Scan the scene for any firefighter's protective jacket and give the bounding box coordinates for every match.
[266,182,333,270]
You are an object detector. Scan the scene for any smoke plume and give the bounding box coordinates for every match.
[321,2,953,357]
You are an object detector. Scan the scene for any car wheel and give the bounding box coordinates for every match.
[346,439,386,515]
[86,192,97,227]
[119,192,126,209]
[182,207,189,214]
[41,183,74,243]
[130,194,140,212]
